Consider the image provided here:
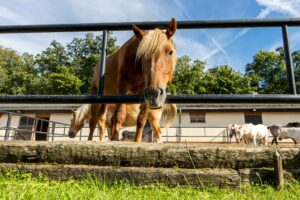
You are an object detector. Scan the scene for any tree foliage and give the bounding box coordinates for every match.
[167,56,254,94]
[1,32,300,96]
[245,47,300,94]
[0,33,118,95]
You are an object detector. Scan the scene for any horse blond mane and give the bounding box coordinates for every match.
[160,104,177,128]
[136,29,166,60]
[136,28,176,81]
[75,104,91,121]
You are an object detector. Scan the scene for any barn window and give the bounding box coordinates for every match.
[244,112,262,125]
[35,114,50,141]
[15,116,35,140]
[189,112,205,123]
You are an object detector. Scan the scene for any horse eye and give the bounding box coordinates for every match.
[166,50,173,56]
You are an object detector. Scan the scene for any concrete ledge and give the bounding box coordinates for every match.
[0,141,300,169]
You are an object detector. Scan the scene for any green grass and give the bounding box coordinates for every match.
[0,170,300,200]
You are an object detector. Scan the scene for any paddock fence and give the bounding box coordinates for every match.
[1,19,300,187]
[0,18,300,104]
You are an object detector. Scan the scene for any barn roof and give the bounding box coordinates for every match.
[1,103,300,113]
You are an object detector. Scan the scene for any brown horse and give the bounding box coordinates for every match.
[68,103,177,141]
[69,18,177,142]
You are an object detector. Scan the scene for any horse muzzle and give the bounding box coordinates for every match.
[144,87,167,108]
[68,129,77,138]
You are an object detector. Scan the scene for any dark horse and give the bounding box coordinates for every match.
[69,18,177,142]
[268,122,300,145]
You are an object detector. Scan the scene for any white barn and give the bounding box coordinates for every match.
[0,103,299,143]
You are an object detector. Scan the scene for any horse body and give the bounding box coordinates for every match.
[69,103,176,141]
[268,124,300,144]
[87,19,177,142]
[278,127,300,144]
[268,122,300,145]
[237,123,268,145]
[267,125,281,145]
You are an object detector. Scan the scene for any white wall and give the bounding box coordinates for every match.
[1,110,299,144]
[262,112,300,126]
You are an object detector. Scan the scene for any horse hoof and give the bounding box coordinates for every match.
[153,138,163,143]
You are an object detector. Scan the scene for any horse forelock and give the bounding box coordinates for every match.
[136,29,176,77]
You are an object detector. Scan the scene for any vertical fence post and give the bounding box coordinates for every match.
[5,112,12,140]
[98,29,108,96]
[274,151,284,189]
[51,122,56,141]
[282,25,297,94]
[79,129,82,141]
[177,108,182,143]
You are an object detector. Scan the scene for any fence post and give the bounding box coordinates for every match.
[51,122,56,141]
[281,25,297,94]
[5,112,12,140]
[274,151,284,189]
[98,29,108,96]
[79,129,82,141]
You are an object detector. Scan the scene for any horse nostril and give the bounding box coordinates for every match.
[159,88,164,96]
[144,88,149,98]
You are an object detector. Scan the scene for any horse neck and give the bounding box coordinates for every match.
[121,36,141,68]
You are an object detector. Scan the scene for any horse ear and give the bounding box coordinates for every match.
[166,18,177,39]
[132,24,145,40]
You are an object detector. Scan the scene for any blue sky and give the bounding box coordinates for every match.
[0,0,300,73]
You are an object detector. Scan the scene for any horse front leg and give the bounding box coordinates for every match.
[111,104,126,141]
[134,103,149,142]
[88,116,97,141]
[148,108,163,143]
[97,104,107,141]
[253,135,257,145]
[97,118,106,141]
[88,103,100,141]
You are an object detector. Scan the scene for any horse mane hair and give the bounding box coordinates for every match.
[76,104,91,120]
[136,29,176,77]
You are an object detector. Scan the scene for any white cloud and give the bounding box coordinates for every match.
[256,0,300,51]
[256,0,300,17]
[0,0,176,55]
[203,0,300,64]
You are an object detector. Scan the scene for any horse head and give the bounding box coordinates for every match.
[228,124,234,138]
[236,125,245,143]
[133,18,177,108]
[68,109,85,138]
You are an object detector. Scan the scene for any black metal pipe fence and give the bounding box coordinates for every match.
[1,18,300,103]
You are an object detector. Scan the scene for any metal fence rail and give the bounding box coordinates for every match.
[0,18,300,103]
[0,110,70,141]
[1,94,300,104]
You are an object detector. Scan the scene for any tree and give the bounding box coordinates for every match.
[67,32,119,93]
[0,47,37,94]
[245,47,288,94]
[292,50,300,94]
[167,56,206,94]
[167,56,254,94]
[33,33,119,94]
[204,65,254,94]
[34,40,83,94]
